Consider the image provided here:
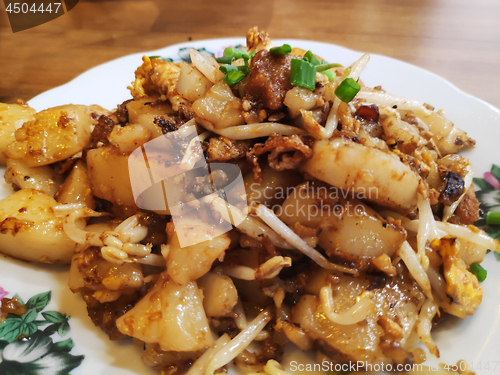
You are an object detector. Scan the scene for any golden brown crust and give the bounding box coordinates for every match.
[207,136,251,162]
[250,134,314,172]
[454,186,481,225]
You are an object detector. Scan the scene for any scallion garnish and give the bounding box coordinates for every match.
[216,56,234,64]
[223,47,248,59]
[225,70,246,87]
[317,63,343,72]
[218,65,236,74]
[217,47,253,64]
[303,50,342,72]
[149,55,160,59]
[270,44,292,56]
[470,263,487,282]
[219,65,246,87]
[290,59,316,91]
[320,69,336,82]
[335,77,361,102]
[302,50,342,83]
[486,211,500,226]
[217,47,254,87]
[237,64,250,75]
[303,50,321,65]
[242,53,252,69]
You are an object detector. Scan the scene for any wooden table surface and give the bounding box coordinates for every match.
[1,0,499,110]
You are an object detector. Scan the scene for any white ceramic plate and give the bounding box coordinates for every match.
[1,38,500,375]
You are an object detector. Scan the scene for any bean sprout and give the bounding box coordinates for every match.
[256,205,358,275]
[398,241,434,301]
[319,284,375,325]
[205,308,272,375]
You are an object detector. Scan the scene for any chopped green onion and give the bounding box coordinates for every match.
[486,211,500,225]
[270,44,292,56]
[237,64,250,75]
[217,46,254,87]
[216,56,234,64]
[225,70,246,87]
[223,47,248,59]
[335,77,361,102]
[219,63,250,75]
[149,55,160,59]
[290,59,317,91]
[320,69,336,82]
[219,65,246,87]
[303,50,321,65]
[219,65,236,74]
[470,263,487,282]
[302,50,342,82]
[242,53,252,67]
[317,63,343,72]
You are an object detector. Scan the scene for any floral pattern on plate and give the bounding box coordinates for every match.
[151,47,215,63]
[154,44,245,63]
[474,164,500,257]
[0,290,84,375]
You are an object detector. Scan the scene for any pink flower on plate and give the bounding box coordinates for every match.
[484,172,500,190]
[0,287,8,300]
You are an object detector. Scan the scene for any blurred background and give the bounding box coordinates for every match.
[1,0,499,108]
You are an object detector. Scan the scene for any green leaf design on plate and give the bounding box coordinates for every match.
[22,309,38,323]
[0,291,84,374]
[473,177,494,191]
[21,322,38,337]
[0,322,9,337]
[41,311,68,324]
[0,317,24,342]
[0,315,39,342]
[26,291,51,312]
[488,227,500,239]
[491,164,500,181]
[0,331,84,374]
[43,323,61,336]
[473,164,500,261]
[2,326,22,343]
[178,47,214,63]
[52,338,75,353]
[57,322,71,337]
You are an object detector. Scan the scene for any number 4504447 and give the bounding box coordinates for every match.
[6,3,62,13]
[444,361,499,372]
